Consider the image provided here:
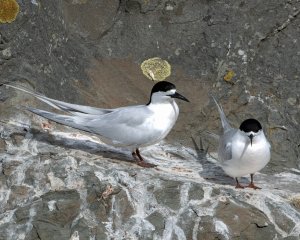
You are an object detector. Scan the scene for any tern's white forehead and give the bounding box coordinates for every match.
[243,130,262,136]
[165,89,176,95]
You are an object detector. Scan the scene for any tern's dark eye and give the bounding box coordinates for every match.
[239,119,262,133]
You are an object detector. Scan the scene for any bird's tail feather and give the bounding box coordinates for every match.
[211,96,232,132]
[27,107,93,134]
[3,84,111,116]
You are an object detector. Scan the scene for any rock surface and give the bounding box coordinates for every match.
[0,0,300,239]
[0,123,299,240]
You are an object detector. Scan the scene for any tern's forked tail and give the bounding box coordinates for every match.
[2,83,111,116]
[211,96,232,132]
[27,107,93,134]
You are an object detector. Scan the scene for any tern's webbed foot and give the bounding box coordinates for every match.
[132,149,157,168]
[235,178,245,189]
[136,161,157,168]
[247,182,261,190]
[247,174,261,189]
[235,183,245,189]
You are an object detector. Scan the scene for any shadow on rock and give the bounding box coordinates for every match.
[191,136,250,187]
[29,127,135,165]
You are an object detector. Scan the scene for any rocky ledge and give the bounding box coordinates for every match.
[1,0,300,239]
[0,119,299,240]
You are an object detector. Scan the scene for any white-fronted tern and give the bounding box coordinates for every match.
[4,81,189,168]
[213,97,271,189]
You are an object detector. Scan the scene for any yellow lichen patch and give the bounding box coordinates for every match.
[223,69,235,84]
[0,0,19,23]
[141,57,171,81]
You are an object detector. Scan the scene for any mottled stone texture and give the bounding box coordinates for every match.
[0,124,299,239]
[0,0,300,239]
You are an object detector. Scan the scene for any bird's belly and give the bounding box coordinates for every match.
[222,143,270,177]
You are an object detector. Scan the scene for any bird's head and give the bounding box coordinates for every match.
[148,81,189,104]
[239,118,263,146]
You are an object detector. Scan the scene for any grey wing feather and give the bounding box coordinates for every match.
[218,129,236,161]
[28,105,152,146]
[211,96,236,162]
[27,107,94,133]
[212,96,233,132]
[84,106,152,143]
[7,84,154,146]
[5,84,113,115]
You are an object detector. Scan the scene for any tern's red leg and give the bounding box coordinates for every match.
[247,174,261,190]
[235,178,245,189]
[132,148,157,168]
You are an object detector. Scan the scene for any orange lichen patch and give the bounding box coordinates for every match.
[223,70,235,84]
[102,185,113,199]
[98,185,114,202]
[41,121,52,131]
[0,0,20,23]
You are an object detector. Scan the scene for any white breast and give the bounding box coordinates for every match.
[221,131,271,177]
[142,100,179,147]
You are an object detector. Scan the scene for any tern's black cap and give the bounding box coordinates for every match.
[239,119,262,133]
[150,81,176,95]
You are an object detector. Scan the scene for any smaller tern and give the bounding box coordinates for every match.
[3,81,189,168]
[213,97,271,189]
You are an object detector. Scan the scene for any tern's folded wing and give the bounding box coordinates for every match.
[218,129,236,162]
[218,141,232,162]
[27,107,94,133]
[84,106,155,145]
[27,105,155,146]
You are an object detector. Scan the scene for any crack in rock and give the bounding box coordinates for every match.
[259,8,300,44]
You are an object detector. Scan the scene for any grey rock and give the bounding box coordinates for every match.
[61,0,120,40]
[188,183,204,201]
[38,192,74,217]
[0,138,6,151]
[10,132,26,146]
[196,215,225,240]
[154,180,181,210]
[0,0,300,239]
[215,201,276,240]
[7,185,33,210]
[177,208,199,240]
[34,190,80,239]
[146,211,165,236]
[266,201,296,235]
[2,159,21,176]
[0,127,299,239]
[71,218,95,240]
[283,236,300,240]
